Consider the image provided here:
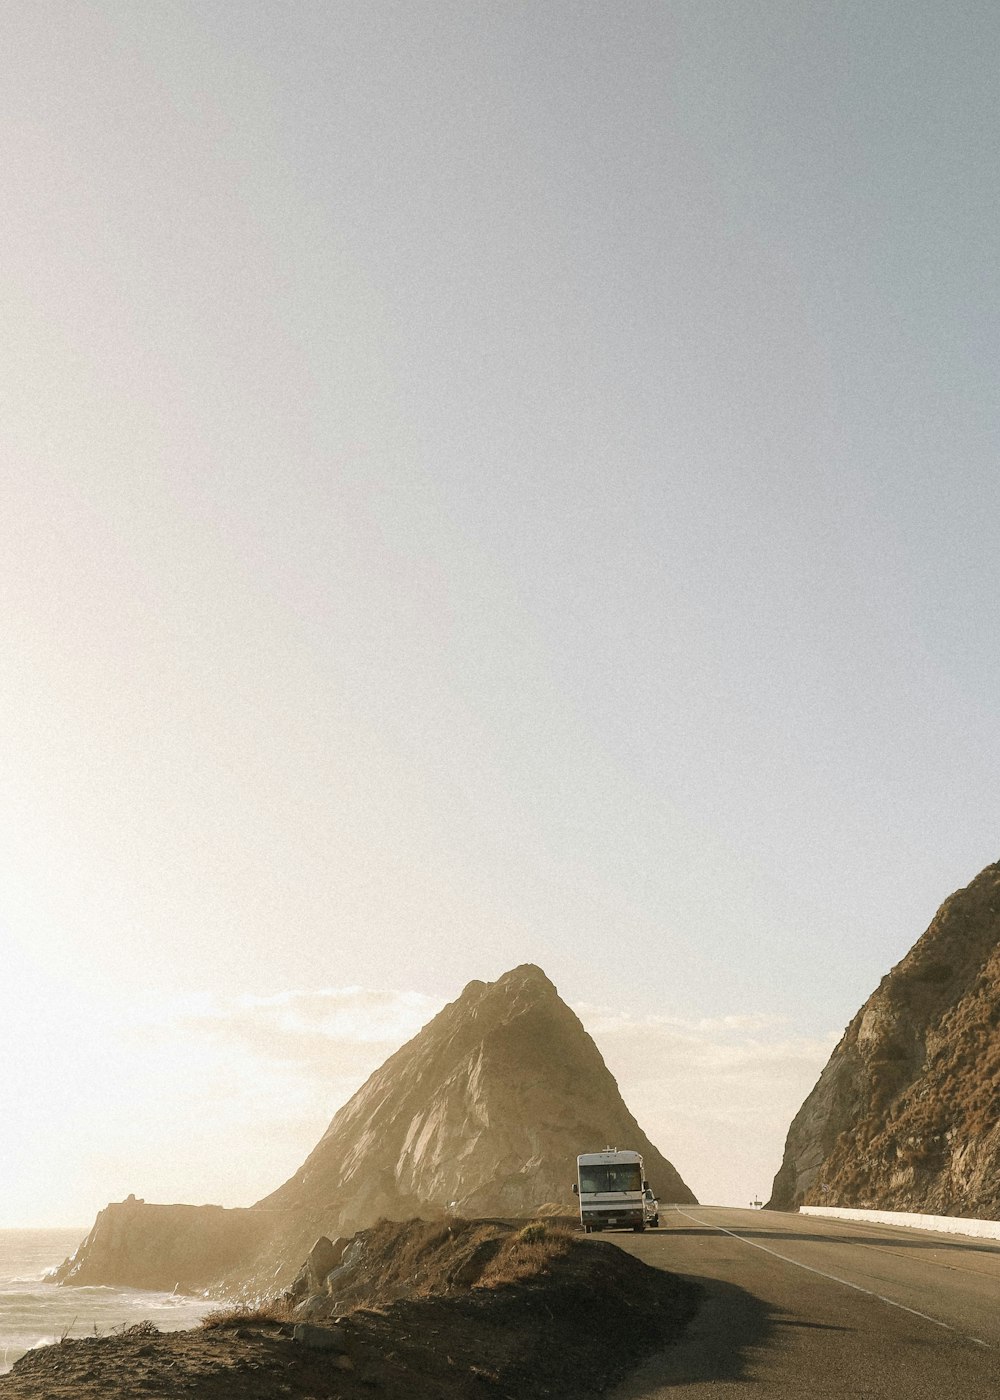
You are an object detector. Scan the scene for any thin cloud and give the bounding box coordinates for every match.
[142,986,446,1071]
[574,1002,788,1036]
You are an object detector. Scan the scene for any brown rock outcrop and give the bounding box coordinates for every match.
[769,861,1000,1214]
[53,1201,280,1291]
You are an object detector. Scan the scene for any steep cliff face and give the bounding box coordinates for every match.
[259,964,695,1225]
[54,1202,280,1291]
[769,861,1000,1215]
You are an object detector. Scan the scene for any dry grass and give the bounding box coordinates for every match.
[295,1216,582,1312]
[199,1300,295,1330]
[476,1221,576,1289]
[350,1215,473,1303]
[194,1217,588,1329]
[111,1320,160,1339]
[367,1215,465,1283]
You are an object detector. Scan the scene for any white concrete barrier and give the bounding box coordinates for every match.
[800,1205,1000,1242]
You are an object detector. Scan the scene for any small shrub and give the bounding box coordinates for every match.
[914,963,953,985]
[199,1301,294,1330]
[110,1320,160,1339]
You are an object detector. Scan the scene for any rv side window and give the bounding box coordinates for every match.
[579,1164,642,1193]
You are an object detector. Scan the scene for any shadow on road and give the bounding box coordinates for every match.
[610,1274,776,1394]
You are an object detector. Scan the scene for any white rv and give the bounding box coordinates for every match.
[573,1148,657,1232]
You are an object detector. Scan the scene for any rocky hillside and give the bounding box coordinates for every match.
[58,964,693,1292]
[8,1218,701,1400]
[259,963,695,1224]
[769,861,1000,1215]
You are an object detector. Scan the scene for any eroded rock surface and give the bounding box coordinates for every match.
[258,963,695,1223]
[769,861,1000,1214]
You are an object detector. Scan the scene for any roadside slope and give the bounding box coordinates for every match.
[5,1218,700,1400]
[769,861,1000,1214]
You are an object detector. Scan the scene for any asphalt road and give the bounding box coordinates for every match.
[605,1205,1000,1398]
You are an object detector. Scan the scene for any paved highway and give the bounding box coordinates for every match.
[606,1205,1000,1398]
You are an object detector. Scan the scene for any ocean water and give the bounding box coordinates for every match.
[0,1228,217,1374]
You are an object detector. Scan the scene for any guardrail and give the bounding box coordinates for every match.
[800,1205,1000,1241]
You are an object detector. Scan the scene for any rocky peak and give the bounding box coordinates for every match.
[769,861,1000,1214]
[437,965,559,1022]
[259,963,695,1224]
[56,963,695,1295]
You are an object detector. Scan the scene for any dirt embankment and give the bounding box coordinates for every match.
[2,1217,700,1400]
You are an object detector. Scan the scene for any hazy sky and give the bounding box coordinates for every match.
[2,1,998,1226]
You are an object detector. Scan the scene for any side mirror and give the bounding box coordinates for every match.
[572,1183,579,1194]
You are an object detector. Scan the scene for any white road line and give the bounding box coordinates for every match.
[795,1215,1000,1283]
[673,1209,992,1350]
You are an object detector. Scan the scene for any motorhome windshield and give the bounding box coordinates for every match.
[579,1163,642,1193]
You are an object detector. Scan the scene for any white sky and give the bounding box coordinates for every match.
[2,1,998,1226]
